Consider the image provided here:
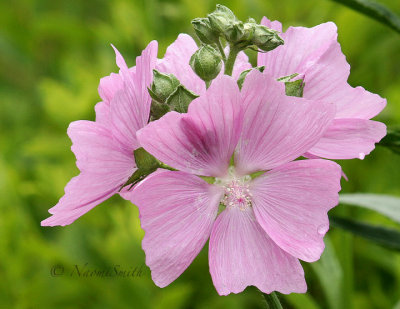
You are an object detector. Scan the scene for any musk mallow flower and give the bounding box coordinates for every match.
[41,41,158,226]
[124,71,342,295]
[258,17,386,160]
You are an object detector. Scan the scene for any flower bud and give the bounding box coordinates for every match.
[190,45,222,82]
[224,21,245,43]
[192,17,219,44]
[148,69,180,103]
[166,85,199,113]
[207,4,236,34]
[252,25,284,51]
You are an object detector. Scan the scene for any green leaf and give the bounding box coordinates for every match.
[329,0,400,34]
[340,193,400,224]
[310,236,343,309]
[378,128,400,155]
[330,216,400,250]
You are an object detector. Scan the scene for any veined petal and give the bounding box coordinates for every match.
[258,20,338,78]
[94,101,111,126]
[42,121,135,226]
[156,34,206,95]
[235,71,335,175]
[302,41,387,119]
[138,75,243,177]
[209,206,306,296]
[307,118,387,159]
[127,170,223,287]
[110,41,158,152]
[250,159,342,262]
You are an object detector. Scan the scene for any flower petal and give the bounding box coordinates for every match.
[260,16,282,32]
[110,41,158,152]
[209,206,306,296]
[235,71,335,175]
[127,170,223,287]
[307,118,386,159]
[302,41,387,119]
[138,75,243,177]
[250,159,342,262]
[258,20,338,78]
[41,121,135,226]
[156,34,206,95]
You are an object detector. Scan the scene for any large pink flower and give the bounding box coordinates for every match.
[41,41,158,226]
[257,17,386,160]
[125,71,342,295]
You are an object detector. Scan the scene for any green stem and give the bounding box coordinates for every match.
[216,38,226,62]
[224,44,240,76]
[262,292,283,309]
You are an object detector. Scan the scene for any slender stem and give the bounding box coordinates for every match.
[224,44,240,76]
[262,292,283,309]
[216,38,226,62]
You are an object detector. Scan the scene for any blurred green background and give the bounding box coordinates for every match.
[1,0,400,308]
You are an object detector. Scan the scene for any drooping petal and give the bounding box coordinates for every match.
[41,121,135,226]
[307,118,387,159]
[127,170,223,287]
[258,20,338,79]
[302,40,387,119]
[235,71,335,175]
[250,159,342,262]
[209,206,306,296]
[156,34,206,95]
[137,75,243,177]
[110,41,158,152]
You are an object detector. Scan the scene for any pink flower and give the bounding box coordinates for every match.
[258,17,386,160]
[125,71,342,295]
[41,41,158,226]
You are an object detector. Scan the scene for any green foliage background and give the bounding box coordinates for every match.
[1,0,399,308]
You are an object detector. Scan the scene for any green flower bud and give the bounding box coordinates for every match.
[166,85,199,113]
[237,66,265,89]
[150,100,170,121]
[192,17,219,44]
[148,69,180,103]
[207,4,236,34]
[190,45,222,82]
[224,21,245,43]
[252,25,284,51]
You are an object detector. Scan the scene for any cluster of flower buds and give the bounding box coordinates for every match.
[148,69,198,120]
[190,5,284,84]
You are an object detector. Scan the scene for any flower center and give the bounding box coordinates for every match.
[215,167,252,211]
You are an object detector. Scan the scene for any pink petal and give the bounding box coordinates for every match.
[302,41,386,119]
[307,118,386,159]
[250,159,342,262]
[94,101,111,126]
[127,170,223,287]
[260,16,282,32]
[235,71,335,175]
[137,75,243,177]
[258,21,338,78]
[98,72,123,103]
[42,121,135,226]
[110,41,158,152]
[231,51,252,80]
[156,34,206,95]
[209,206,306,296]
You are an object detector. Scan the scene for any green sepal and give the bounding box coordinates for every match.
[150,100,171,121]
[285,79,305,97]
[166,85,199,113]
[192,17,219,44]
[149,69,180,104]
[252,25,284,52]
[134,147,159,171]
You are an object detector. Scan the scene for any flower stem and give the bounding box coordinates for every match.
[216,38,226,62]
[262,292,283,309]
[224,44,240,76]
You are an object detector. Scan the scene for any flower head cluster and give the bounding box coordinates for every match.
[42,5,386,296]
